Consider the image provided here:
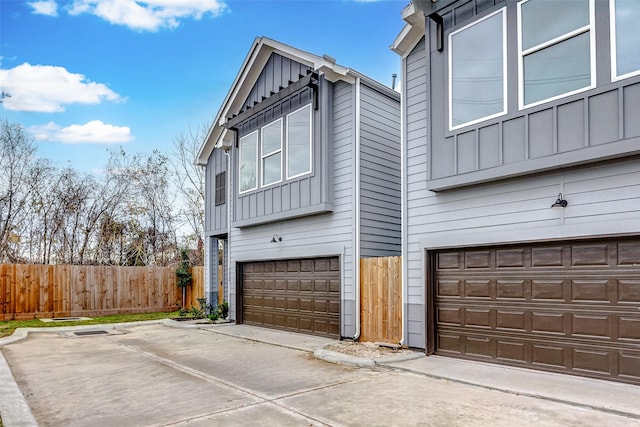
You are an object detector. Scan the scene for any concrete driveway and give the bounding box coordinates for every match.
[1,322,638,426]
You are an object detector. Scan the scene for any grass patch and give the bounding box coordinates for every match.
[0,311,180,338]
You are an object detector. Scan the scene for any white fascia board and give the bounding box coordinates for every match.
[391,2,425,57]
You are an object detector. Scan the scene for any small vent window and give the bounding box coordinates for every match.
[215,172,226,206]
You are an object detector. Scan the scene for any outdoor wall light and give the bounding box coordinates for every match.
[551,193,568,208]
[270,234,282,243]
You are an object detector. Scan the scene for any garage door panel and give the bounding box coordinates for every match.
[531,247,564,267]
[572,314,609,337]
[496,249,526,267]
[573,348,610,374]
[242,257,340,339]
[531,280,564,300]
[571,280,609,301]
[619,317,640,339]
[465,251,491,268]
[620,354,640,377]
[618,242,640,264]
[465,280,491,297]
[497,340,526,362]
[572,244,610,266]
[532,344,566,368]
[618,280,640,302]
[497,310,526,330]
[496,280,526,299]
[465,309,492,328]
[434,237,640,384]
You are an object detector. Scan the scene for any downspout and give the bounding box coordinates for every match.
[399,56,407,347]
[224,148,231,313]
[353,76,362,341]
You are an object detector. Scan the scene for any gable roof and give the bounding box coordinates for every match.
[196,36,398,165]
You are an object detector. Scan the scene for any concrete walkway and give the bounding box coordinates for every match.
[1,320,639,426]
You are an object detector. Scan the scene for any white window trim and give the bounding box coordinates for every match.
[238,130,258,195]
[286,104,313,180]
[260,118,283,188]
[610,0,640,82]
[517,0,596,110]
[448,7,508,131]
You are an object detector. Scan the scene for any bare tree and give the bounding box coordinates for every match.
[170,124,207,263]
[0,118,53,263]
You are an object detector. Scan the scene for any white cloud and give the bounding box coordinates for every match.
[67,0,227,31]
[28,120,133,144]
[28,0,59,16]
[0,63,123,112]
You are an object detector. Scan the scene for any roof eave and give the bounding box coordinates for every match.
[391,2,426,57]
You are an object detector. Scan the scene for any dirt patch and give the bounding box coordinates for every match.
[324,341,417,359]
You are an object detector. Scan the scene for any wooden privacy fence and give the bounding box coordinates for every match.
[360,256,402,344]
[0,264,205,321]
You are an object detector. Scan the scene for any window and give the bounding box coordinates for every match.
[518,0,594,108]
[611,0,640,80]
[239,131,257,193]
[286,104,312,179]
[238,104,313,194]
[449,8,506,130]
[261,119,282,186]
[215,172,226,206]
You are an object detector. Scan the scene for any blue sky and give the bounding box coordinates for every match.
[1,0,406,174]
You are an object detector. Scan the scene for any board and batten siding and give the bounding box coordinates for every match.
[359,83,401,258]
[233,79,333,228]
[205,147,228,236]
[225,80,358,337]
[241,53,313,111]
[426,2,640,190]
[403,37,640,349]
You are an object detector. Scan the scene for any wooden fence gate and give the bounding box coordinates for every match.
[359,256,402,344]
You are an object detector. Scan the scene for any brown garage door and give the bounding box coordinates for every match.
[432,237,640,384]
[241,257,341,338]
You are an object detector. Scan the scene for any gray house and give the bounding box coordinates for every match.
[197,37,401,339]
[393,0,640,384]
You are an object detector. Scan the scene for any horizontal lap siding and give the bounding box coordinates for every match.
[404,37,429,348]
[359,84,401,258]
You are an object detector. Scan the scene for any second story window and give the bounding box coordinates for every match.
[239,131,258,193]
[518,0,595,109]
[286,104,312,179]
[238,103,314,195]
[261,119,282,187]
[449,8,507,130]
[611,0,640,81]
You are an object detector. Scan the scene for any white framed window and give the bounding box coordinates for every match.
[449,8,507,131]
[261,118,282,187]
[610,0,640,81]
[286,104,312,179]
[239,131,258,194]
[518,0,595,109]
